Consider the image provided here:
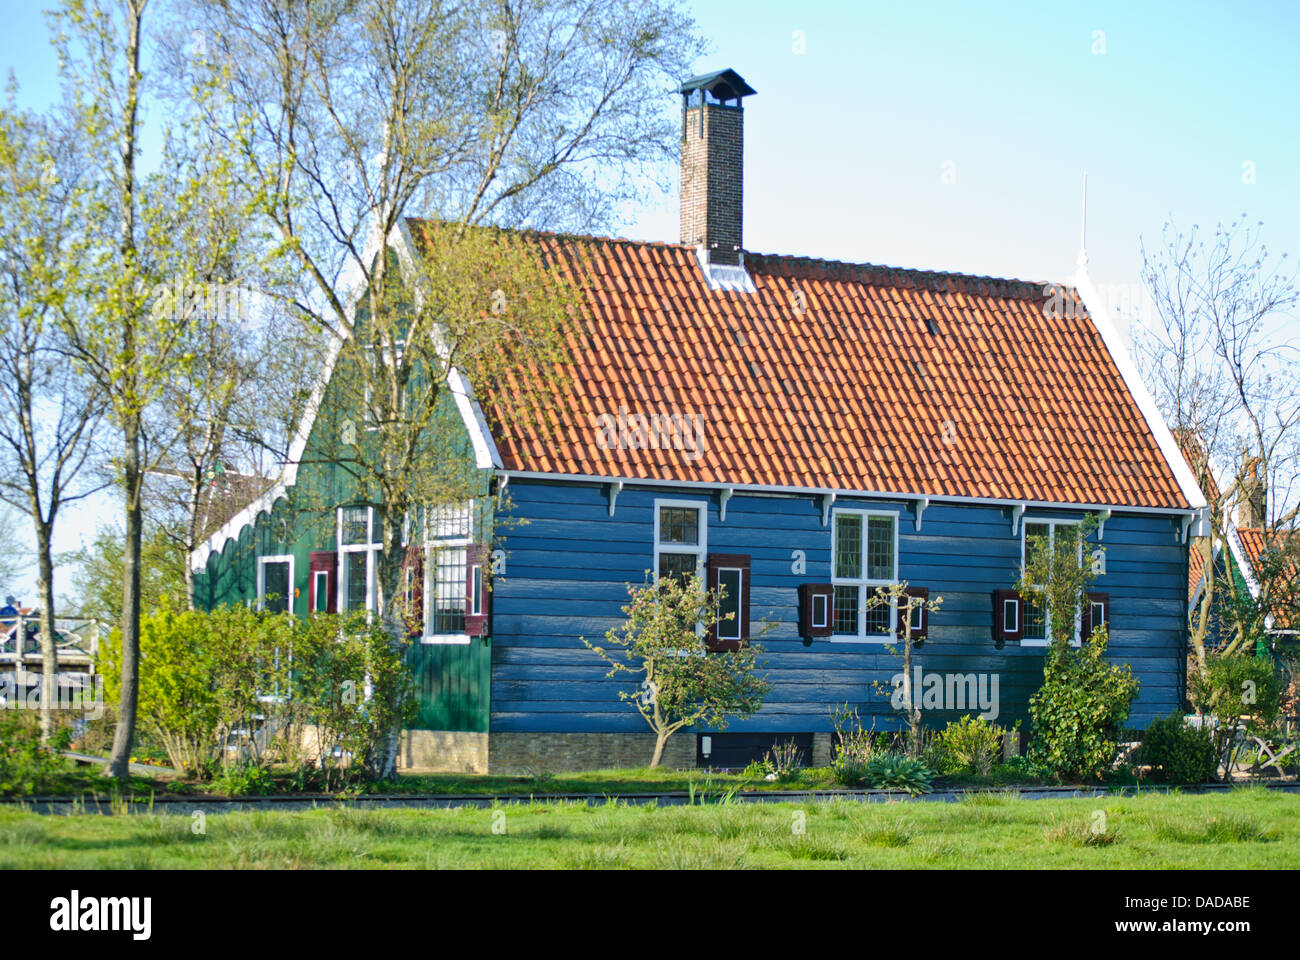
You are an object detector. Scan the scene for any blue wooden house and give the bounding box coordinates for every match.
[192,69,1210,772]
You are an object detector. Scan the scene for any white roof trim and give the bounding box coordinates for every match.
[1072,265,1207,513]
[497,468,1204,517]
[189,222,498,571]
[1224,525,1262,600]
[449,366,503,469]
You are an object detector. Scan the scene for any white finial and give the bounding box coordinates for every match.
[1076,172,1089,272]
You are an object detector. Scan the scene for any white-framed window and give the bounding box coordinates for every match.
[311,569,330,614]
[257,555,295,615]
[1020,518,1083,646]
[653,499,708,583]
[338,506,380,615]
[422,500,474,644]
[831,509,899,642]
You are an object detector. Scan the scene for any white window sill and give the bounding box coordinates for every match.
[420,634,472,645]
[830,636,894,644]
[1021,638,1081,648]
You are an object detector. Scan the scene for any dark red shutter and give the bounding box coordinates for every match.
[1082,591,1109,639]
[465,544,490,638]
[799,583,834,638]
[705,553,750,652]
[308,551,337,614]
[901,586,930,645]
[993,589,1022,646]
[402,544,424,638]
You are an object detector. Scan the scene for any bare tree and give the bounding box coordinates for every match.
[0,98,107,741]
[1138,216,1300,671]
[179,0,703,778]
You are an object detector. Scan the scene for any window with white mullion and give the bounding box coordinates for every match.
[653,499,708,584]
[338,506,381,615]
[1021,518,1083,646]
[831,509,899,642]
[422,500,474,642]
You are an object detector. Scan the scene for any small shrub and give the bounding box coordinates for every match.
[1188,652,1282,778]
[764,739,805,782]
[1028,627,1140,781]
[1138,713,1218,784]
[0,711,70,796]
[864,754,936,795]
[936,715,1004,776]
[832,756,870,787]
[829,704,890,784]
[212,762,276,797]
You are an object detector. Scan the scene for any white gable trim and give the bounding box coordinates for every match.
[1224,525,1262,601]
[1072,266,1208,515]
[189,223,498,571]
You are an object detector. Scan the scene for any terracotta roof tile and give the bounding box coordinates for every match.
[445,227,1187,508]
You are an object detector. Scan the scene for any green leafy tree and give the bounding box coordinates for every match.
[1187,650,1281,780]
[0,96,107,740]
[71,524,188,624]
[40,0,257,779]
[585,573,771,768]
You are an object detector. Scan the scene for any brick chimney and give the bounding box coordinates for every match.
[679,69,755,267]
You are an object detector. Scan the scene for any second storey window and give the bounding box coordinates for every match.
[1021,518,1082,646]
[831,510,898,641]
[425,501,474,638]
[339,506,380,614]
[654,500,707,584]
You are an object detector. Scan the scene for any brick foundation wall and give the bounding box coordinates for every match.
[487,732,697,775]
[400,730,489,774]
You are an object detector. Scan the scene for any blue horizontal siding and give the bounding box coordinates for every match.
[490,481,1188,734]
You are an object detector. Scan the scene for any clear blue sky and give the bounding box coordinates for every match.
[3,0,1297,602]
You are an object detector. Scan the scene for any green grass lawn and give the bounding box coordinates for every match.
[3,786,1296,868]
[16,762,1056,799]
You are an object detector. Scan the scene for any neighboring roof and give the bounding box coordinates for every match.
[472,232,1193,509]
[1237,527,1298,631]
[1188,535,1211,604]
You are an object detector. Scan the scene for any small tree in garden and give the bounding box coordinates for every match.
[870,583,943,757]
[1187,650,1281,780]
[584,573,770,768]
[1018,515,1139,780]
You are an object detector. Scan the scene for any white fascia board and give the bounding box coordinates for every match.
[1072,267,1208,514]
[1223,525,1262,600]
[448,366,503,469]
[496,469,1205,518]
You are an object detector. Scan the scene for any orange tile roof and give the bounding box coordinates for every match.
[1236,527,1299,630]
[454,229,1190,508]
[1188,537,1209,603]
